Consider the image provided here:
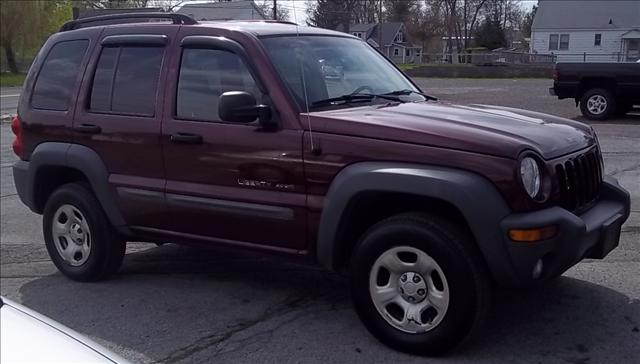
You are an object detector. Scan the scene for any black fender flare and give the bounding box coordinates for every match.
[316,162,516,285]
[21,142,129,234]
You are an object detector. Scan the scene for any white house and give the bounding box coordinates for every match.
[338,23,422,64]
[530,0,640,62]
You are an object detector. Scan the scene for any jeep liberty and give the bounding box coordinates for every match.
[11,14,630,355]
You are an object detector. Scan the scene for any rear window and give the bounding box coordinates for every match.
[31,40,89,111]
[90,46,164,116]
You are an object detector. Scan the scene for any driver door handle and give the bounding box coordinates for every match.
[170,133,203,144]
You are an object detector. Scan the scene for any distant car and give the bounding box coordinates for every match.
[0,297,128,363]
[550,62,640,120]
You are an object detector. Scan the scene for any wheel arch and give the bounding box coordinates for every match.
[25,142,129,234]
[316,162,516,285]
[577,76,617,99]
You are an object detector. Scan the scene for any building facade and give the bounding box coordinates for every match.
[530,0,640,62]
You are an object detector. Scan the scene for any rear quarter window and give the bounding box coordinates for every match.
[31,40,89,111]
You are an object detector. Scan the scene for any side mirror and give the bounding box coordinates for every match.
[219,91,273,126]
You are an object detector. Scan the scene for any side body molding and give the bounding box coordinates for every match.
[23,142,129,234]
[316,162,514,284]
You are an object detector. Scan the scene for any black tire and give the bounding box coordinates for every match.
[350,213,491,356]
[580,88,615,120]
[43,182,126,282]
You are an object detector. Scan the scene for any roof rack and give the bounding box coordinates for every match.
[60,12,197,32]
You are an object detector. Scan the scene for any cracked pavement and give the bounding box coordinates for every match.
[1,79,639,363]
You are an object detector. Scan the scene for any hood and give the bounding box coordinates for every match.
[307,101,595,160]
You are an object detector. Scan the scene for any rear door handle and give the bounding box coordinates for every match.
[74,124,101,134]
[170,133,203,144]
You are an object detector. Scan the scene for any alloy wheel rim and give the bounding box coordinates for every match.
[52,204,92,266]
[369,246,450,334]
[587,95,607,115]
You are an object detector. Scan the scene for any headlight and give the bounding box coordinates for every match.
[520,157,541,198]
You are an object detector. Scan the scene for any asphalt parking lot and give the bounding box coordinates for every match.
[1,78,639,364]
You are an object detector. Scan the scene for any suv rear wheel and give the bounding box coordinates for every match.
[350,213,491,355]
[580,88,616,120]
[43,183,125,281]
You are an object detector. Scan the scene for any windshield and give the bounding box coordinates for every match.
[260,35,425,110]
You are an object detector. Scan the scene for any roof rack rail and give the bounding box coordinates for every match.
[60,12,197,32]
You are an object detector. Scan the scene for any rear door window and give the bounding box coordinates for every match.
[31,40,89,111]
[90,46,164,116]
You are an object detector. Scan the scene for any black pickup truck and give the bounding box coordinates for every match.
[550,62,640,120]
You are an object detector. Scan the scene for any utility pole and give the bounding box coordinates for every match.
[273,0,277,20]
[378,0,383,54]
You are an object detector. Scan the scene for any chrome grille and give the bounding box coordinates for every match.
[554,147,602,211]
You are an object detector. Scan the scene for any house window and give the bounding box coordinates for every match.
[393,48,399,56]
[559,34,570,50]
[395,31,404,42]
[594,34,602,46]
[405,49,410,57]
[353,32,362,39]
[549,34,559,50]
[549,34,570,50]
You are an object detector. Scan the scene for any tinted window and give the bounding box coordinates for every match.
[90,46,163,116]
[176,48,258,122]
[32,40,89,111]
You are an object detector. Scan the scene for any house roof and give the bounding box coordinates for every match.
[338,22,405,46]
[532,0,640,30]
[622,29,640,39]
[377,22,404,45]
[176,1,266,21]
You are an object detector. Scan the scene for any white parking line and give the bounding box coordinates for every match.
[0,94,20,98]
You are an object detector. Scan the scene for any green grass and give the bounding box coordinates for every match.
[0,73,26,87]
[397,64,418,71]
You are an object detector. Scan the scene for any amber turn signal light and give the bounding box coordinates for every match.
[508,226,557,242]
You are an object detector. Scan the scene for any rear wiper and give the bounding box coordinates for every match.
[310,92,403,108]
[383,89,438,101]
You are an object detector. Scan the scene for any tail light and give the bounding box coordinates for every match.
[11,116,23,158]
[552,68,558,81]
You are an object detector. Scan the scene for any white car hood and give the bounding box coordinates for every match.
[1,298,127,363]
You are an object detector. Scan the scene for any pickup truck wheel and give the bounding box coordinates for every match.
[350,213,491,355]
[580,88,615,120]
[43,183,126,282]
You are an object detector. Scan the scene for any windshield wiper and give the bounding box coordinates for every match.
[310,92,403,109]
[383,89,438,101]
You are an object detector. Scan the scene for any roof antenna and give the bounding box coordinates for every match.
[292,1,318,155]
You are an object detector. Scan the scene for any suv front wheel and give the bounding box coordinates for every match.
[350,213,491,355]
[43,183,126,282]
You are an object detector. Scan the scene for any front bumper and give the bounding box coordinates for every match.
[499,176,630,284]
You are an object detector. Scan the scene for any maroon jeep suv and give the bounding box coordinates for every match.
[11,13,630,355]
